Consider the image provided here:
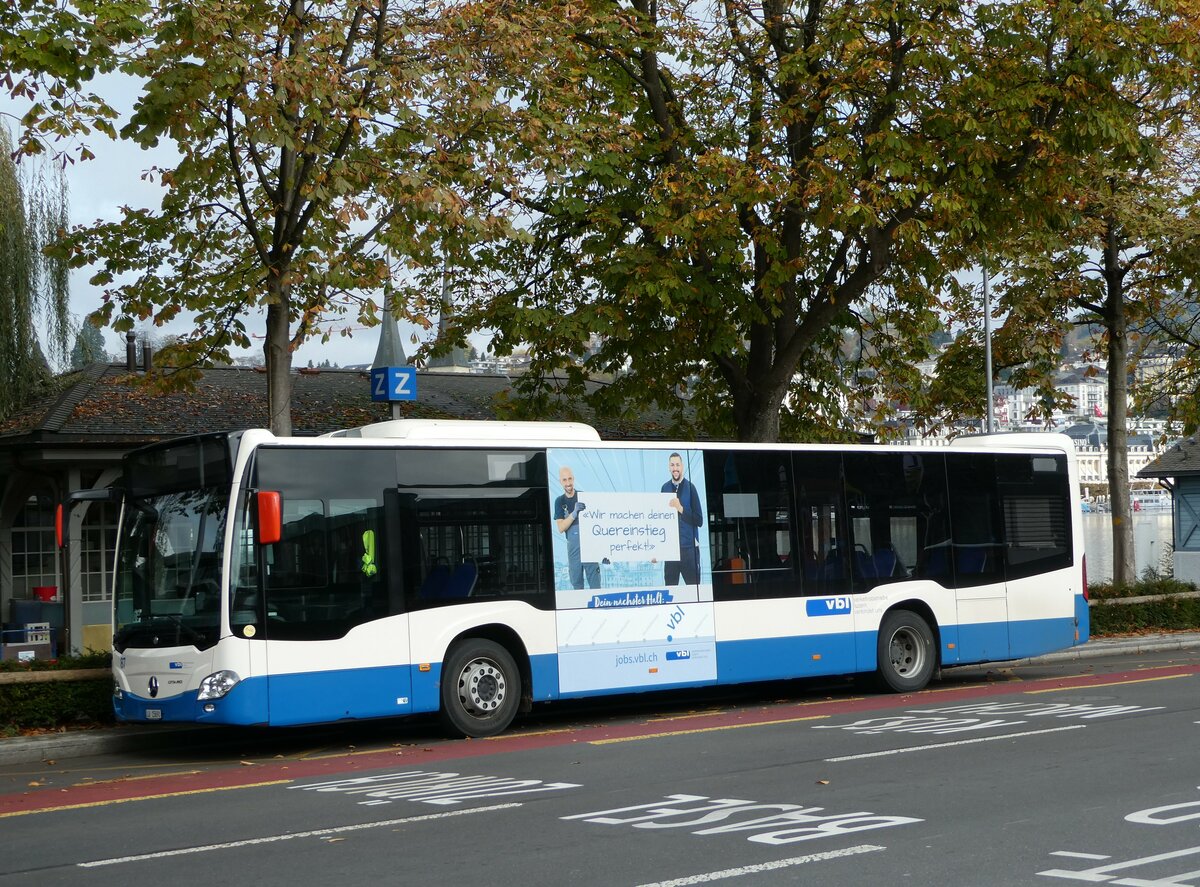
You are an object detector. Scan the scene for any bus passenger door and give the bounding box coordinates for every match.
[252,451,412,726]
[995,453,1076,658]
[947,455,1010,663]
[953,562,1009,663]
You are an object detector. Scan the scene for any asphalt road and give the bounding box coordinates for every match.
[1,646,1199,886]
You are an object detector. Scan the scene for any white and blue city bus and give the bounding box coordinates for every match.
[90,420,1088,738]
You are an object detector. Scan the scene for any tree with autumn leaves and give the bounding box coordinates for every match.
[931,8,1200,586]
[7,0,489,434]
[3,0,1199,449]
[440,0,1200,442]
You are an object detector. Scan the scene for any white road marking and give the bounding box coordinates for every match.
[824,725,1086,761]
[634,844,885,886]
[1039,845,1200,882]
[1051,852,1112,860]
[77,803,522,868]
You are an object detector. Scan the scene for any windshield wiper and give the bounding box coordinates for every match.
[152,614,207,647]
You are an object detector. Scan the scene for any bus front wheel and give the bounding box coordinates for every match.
[876,610,936,693]
[440,639,521,738]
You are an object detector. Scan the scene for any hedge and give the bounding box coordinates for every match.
[0,678,113,735]
[1090,594,1200,636]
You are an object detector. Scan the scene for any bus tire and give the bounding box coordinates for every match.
[440,639,521,738]
[876,610,936,693]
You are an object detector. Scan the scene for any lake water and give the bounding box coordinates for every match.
[1080,511,1174,583]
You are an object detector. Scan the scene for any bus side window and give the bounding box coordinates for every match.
[250,447,400,641]
[945,453,1006,588]
[396,450,550,611]
[792,452,850,597]
[704,450,798,601]
[842,452,950,590]
[997,453,1071,579]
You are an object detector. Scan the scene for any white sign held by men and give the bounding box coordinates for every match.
[577,492,679,563]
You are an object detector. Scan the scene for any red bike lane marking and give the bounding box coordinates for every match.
[1,663,1195,817]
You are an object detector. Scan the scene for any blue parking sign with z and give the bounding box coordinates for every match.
[371,366,417,402]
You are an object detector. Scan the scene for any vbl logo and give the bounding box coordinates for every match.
[806,596,852,617]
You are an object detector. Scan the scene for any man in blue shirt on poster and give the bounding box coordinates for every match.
[662,452,703,586]
[555,465,601,590]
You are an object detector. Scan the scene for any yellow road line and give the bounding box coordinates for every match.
[74,770,205,786]
[0,779,293,819]
[300,747,426,760]
[925,676,1022,692]
[589,714,829,744]
[644,699,866,723]
[1025,672,1191,694]
[486,727,578,741]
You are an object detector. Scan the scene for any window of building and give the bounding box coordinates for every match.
[80,502,119,602]
[11,495,58,599]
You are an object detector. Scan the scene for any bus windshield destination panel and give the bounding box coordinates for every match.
[107,421,1087,737]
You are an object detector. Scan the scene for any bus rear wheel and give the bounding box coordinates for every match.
[876,610,936,693]
[440,639,521,738]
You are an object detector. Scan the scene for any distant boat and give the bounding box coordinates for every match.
[1131,488,1171,512]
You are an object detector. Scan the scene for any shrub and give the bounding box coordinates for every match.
[1091,594,1200,636]
[1089,578,1196,601]
[0,679,113,735]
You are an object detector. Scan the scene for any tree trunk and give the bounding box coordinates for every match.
[730,375,787,442]
[1103,221,1136,587]
[264,279,293,436]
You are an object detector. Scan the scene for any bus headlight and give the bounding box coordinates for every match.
[113,681,124,700]
[197,670,241,700]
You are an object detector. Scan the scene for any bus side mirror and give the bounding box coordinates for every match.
[58,488,119,549]
[257,491,282,545]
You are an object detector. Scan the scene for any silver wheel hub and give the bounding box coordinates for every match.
[458,657,506,715]
[889,627,924,677]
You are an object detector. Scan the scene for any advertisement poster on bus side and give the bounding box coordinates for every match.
[547,447,717,694]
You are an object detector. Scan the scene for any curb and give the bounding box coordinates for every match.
[4,633,1200,767]
[0,725,210,767]
[1008,632,1200,665]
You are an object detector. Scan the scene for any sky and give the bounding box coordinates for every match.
[4,72,472,372]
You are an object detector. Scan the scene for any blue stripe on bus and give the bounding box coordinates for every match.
[954,616,1079,664]
[954,621,1012,663]
[115,618,1084,726]
[114,677,269,725]
[265,665,413,725]
[714,632,859,683]
[1006,617,1079,660]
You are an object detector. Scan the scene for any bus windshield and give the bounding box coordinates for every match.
[113,436,235,652]
[114,488,226,652]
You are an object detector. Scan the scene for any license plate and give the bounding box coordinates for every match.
[145,709,162,720]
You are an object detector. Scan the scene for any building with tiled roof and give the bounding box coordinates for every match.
[0,360,686,658]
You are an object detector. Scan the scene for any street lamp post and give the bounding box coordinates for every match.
[983,254,995,433]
